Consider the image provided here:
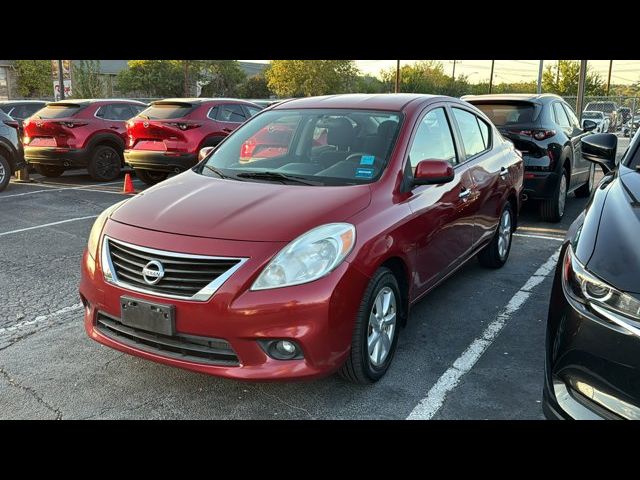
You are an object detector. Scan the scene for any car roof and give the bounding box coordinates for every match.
[0,100,48,105]
[272,93,447,111]
[151,98,256,105]
[462,93,563,103]
[46,99,146,106]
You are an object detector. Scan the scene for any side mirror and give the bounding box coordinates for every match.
[582,119,597,132]
[198,146,215,161]
[581,133,617,174]
[413,159,455,186]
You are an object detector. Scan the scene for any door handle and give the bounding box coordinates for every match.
[500,167,508,178]
[459,188,471,199]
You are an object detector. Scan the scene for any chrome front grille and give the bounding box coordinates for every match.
[102,236,247,301]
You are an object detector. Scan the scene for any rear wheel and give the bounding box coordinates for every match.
[338,267,401,384]
[0,154,10,192]
[574,164,595,198]
[134,169,169,186]
[539,170,568,223]
[34,164,65,178]
[478,202,513,269]
[88,145,121,182]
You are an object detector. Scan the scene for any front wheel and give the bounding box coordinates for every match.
[34,164,65,178]
[478,202,513,269]
[0,154,10,192]
[338,267,401,384]
[88,145,121,182]
[134,169,169,186]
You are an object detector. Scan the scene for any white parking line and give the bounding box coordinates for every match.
[514,233,564,242]
[1,181,127,199]
[0,215,98,237]
[0,303,83,336]
[406,248,561,420]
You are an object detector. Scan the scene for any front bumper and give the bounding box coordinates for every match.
[79,220,370,381]
[543,245,640,420]
[124,149,197,173]
[24,146,89,167]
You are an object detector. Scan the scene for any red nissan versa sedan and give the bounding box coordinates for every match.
[124,98,262,185]
[80,94,523,384]
[23,99,146,181]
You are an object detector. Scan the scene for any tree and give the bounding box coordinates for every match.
[238,74,272,98]
[379,61,471,96]
[353,75,387,93]
[199,61,246,97]
[116,60,184,97]
[542,60,605,96]
[73,60,104,98]
[265,60,359,97]
[14,60,52,98]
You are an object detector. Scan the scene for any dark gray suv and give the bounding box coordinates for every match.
[0,109,24,192]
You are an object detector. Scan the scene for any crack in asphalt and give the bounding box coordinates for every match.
[254,385,316,419]
[0,366,63,420]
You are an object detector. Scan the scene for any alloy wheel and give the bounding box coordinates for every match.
[367,287,397,367]
[497,208,512,260]
[0,161,5,185]
[558,174,567,218]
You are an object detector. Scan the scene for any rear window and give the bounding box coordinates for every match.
[586,102,616,113]
[140,103,194,120]
[36,104,84,119]
[472,103,536,126]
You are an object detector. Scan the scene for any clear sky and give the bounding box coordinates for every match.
[239,60,640,85]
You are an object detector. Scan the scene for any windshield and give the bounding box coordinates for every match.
[586,103,616,113]
[197,108,402,186]
[582,112,603,119]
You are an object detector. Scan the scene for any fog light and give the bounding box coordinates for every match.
[259,339,303,360]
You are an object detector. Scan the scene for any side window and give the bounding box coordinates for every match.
[452,108,488,158]
[246,106,262,117]
[553,103,571,128]
[95,105,110,119]
[131,105,146,115]
[111,104,135,120]
[207,106,218,120]
[476,116,491,149]
[562,103,580,129]
[408,107,457,169]
[216,104,247,123]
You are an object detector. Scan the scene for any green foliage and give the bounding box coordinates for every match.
[352,75,387,93]
[199,61,246,97]
[72,60,104,98]
[238,74,272,98]
[265,60,359,97]
[542,60,605,96]
[14,60,52,98]
[379,61,472,96]
[116,60,184,97]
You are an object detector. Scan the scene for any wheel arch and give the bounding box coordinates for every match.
[85,133,125,161]
[0,137,18,173]
[379,256,411,327]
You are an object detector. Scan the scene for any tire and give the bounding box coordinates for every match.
[0,154,10,192]
[574,164,595,198]
[478,202,514,269]
[34,164,65,178]
[539,170,568,223]
[134,169,169,186]
[87,145,121,182]
[338,267,401,384]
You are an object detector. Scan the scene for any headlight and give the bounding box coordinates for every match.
[563,244,640,323]
[251,223,356,290]
[87,200,128,260]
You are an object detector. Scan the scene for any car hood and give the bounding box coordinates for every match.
[110,170,372,242]
[586,167,640,294]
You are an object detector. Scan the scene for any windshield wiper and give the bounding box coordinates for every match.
[203,164,236,180]
[236,171,320,186]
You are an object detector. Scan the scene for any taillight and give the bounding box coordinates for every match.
[3,120,19,129]
[508,129,532,136]
[533,129,556,140]
[168,122,200,131]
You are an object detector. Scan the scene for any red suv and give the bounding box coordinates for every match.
[23,99,146,181]
[80,94,523,384]
[124,98,262,185]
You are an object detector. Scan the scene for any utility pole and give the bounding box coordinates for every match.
[537,60,544,94]
[58,59,65,100]
[488,60,495,94]
[606,60,613,96]
[556,60,560,84]
[452,60,457,81]
[576,60,588,122]
[395,60,400,93]
[184,61,190,97]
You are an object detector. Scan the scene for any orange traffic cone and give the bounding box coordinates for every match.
[123,173,135,194]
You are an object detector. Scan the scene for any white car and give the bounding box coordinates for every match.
[581,111,610,133]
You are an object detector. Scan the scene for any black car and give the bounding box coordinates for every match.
[464,94,596,222]
[0,109,26,192]
[543,131,640,420]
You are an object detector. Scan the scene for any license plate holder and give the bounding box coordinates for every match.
[120,296,175,336]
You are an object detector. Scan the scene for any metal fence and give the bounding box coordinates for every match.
[562,95,639,133]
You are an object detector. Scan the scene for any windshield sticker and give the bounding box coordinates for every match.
[355,168,375,179]
[360,155,375,166]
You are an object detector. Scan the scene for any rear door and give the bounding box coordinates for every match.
[211,103,249,135]
[562,103,590,182]
[406,104,476,295]
[449,105,504,248]
[95,104,136,139]
[553,101,586,188]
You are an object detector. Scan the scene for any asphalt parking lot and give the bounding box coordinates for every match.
[0,138,628,419]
